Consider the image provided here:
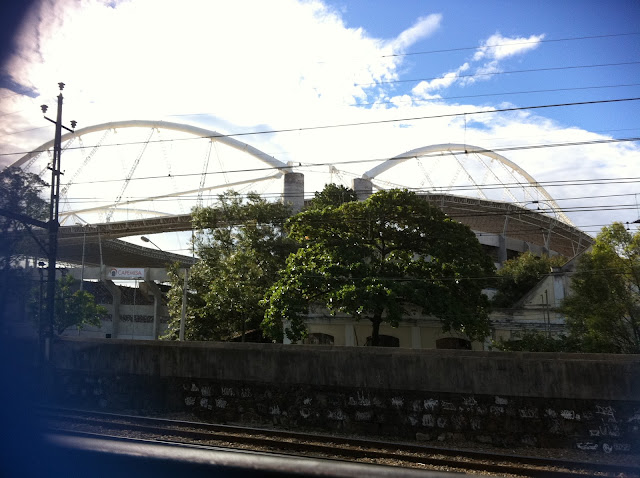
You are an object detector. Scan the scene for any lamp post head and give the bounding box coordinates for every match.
[58,82,65,91]
[141,236,150,243]
[40,104,48,114]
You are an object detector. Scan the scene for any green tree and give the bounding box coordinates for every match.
[0,167,49,323]
[262,189,495,345]
[492,331,581,353]
[0,167,49,250]
[492,252,566,308]
[307,183,358,210]
[561,222,640,354]
[163,191,294,341]
[32,274,107,334]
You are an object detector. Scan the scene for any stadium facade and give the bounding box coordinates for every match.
[8,130,594,348]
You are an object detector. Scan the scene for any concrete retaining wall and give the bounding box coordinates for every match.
[50,338,640,453]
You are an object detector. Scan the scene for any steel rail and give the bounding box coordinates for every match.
[46,429,450,478]
[39,407,639,478]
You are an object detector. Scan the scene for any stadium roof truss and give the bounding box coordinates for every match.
[12,120,289,224]
[362,143,574,226]
[13,125,593,264]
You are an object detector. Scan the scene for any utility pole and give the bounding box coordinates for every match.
[41,82,76,360]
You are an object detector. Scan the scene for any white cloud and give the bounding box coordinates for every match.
[461,60,501,86]
[412,63,470,96]
[387,14,442,52]
[5,0,399,125]
[474,32,545,61]
[0,2,637,233]
[409,31,545,94]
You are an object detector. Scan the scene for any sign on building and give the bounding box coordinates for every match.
[108,267,146,280]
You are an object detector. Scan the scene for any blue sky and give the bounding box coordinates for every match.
[0,0,639,252]
[330,0,640,134]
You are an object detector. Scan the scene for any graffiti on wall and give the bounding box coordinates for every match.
[54,372,639,455]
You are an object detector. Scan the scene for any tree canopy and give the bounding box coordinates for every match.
[561,222,640,354]
[0,166,49,266]
[262,188,495,345]
[0,167,48,225]
[492,252,566,308]
[492,331,581,353]
[0,167,49,321]
[307,183,358,210]
[495,223,640,354]
[31,274,107,335]
[163,191,294,341]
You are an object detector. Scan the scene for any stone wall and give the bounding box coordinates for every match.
[50,338,640,454]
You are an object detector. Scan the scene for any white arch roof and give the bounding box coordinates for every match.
[11,119,288,171]
[362,143,573,226]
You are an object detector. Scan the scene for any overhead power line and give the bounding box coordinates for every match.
[350,83,640,107]
[2,97,639,160]
[55,200,638,217]
[381,32,640,59]
[160,84,640,116]
[0,125,49,139]
[46,136,640,188]
[357,61,640,87]
[57,189,640,205]
[168,97,640,138]
[402,176,640,193]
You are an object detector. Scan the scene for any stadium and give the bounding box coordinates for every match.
[8,122,593,347]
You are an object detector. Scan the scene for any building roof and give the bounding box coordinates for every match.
[420,193,593,257]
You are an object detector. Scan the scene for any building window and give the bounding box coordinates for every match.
[304,333,334,345]
[436,337,471,350]
[365,335,399,347]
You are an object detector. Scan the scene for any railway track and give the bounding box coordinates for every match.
[39,407,639,478]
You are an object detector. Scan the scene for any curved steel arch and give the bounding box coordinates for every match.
[11,119,288,171]
[363,143,572,226]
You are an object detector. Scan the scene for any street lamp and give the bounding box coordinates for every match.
[141,235,163,253]
[140,236,189,341]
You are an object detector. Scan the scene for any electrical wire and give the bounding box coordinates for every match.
[380,32,640,59]
[11,255,637,287]
[0,125,49,139]
[356,61,640,87]
[160,83,640,116]
[283,266,637,284]
[57,188,640,209]
[349,83,640,107]
[1,97,639,159]
[34,136,639,188]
